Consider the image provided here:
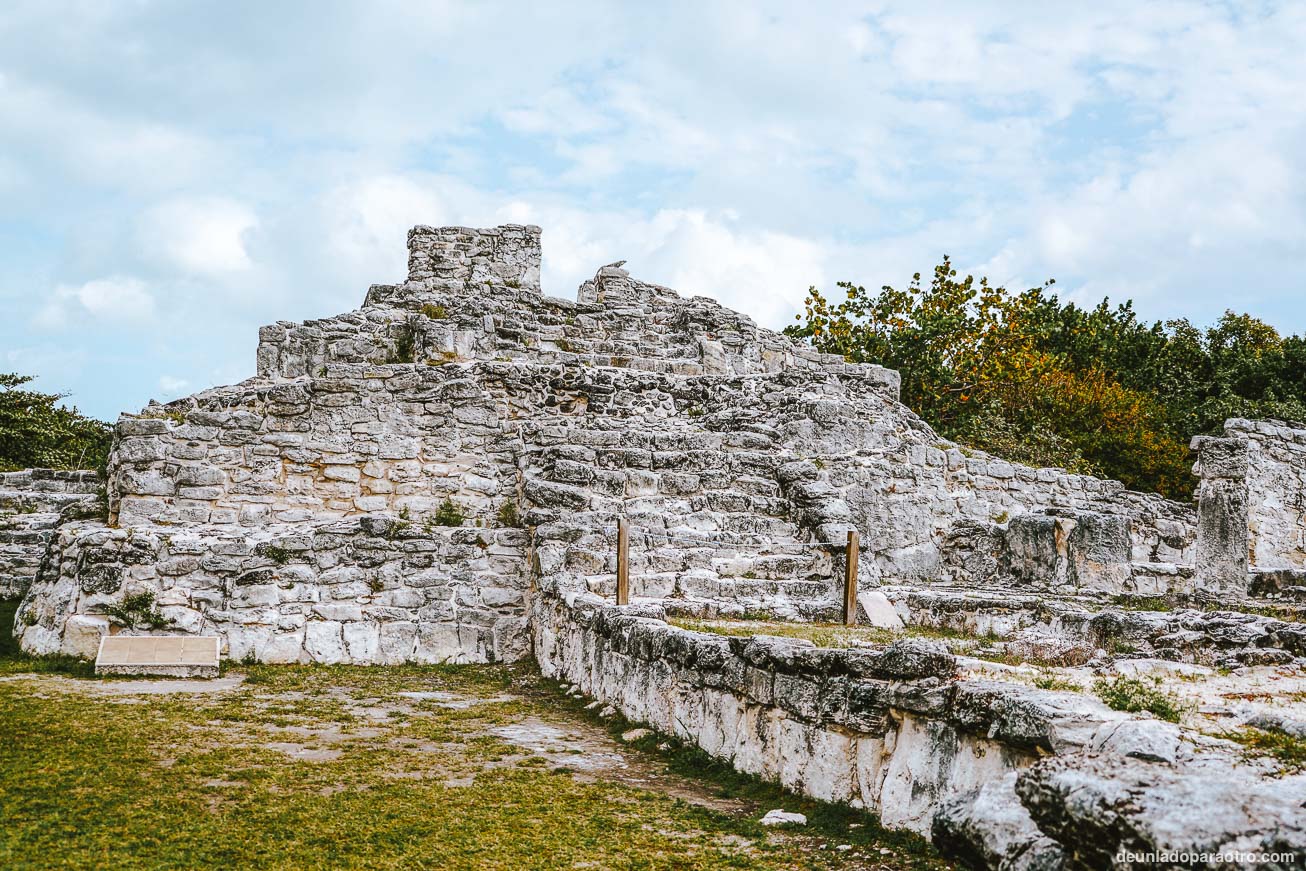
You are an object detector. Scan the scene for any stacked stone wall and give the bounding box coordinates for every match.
[1195,418,1306,594]
[0,469,99,598]
[16,517,529,664]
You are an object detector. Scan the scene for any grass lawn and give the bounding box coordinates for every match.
[0,625,950,870]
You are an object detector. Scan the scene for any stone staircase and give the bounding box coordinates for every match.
[522,422,842,619]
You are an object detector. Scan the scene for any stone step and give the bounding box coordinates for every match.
[0,489,97,512]
[0,511,66,534]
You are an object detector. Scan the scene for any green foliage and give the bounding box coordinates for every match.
[1032,671,1081,692]
[786,260,1306,499]
[1223,726,1306,773]
[430,498,465,528]
[1092,676,1190,723]
[101,592,169,631]
[419,303,447,320]
[259,545,293,565]
[496,499,523,528]
[1110,594,1174,612]
[385,316,421,364]
[0,373,112,472]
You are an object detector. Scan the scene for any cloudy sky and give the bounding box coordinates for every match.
[3,1,1305,420]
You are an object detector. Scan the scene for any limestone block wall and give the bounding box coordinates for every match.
[106,363,521,528]
[0,469,99,598]
[16,518,529,663]
[531,583,1073,835]
[801,398,1196,591]
[1195,418,1306,594]
[1237,418,1306,571]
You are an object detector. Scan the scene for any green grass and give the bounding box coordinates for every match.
[1222,726,1306,774]
[0,657,952,870]
[1031,671,1082,692]
[1109,594,1173,612]
[1091,676,1191,723]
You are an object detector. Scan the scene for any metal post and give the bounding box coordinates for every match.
[616,518,630,606]
[843,529,859,626]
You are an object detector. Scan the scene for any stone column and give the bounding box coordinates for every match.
[1192,435,1249,595]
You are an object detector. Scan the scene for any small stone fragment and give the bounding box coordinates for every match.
[759,810,807,827]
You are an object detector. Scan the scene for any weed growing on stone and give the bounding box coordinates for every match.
[260,544,293,565]
[496,499,523,528]
[385,316,420,364]
[1091,676,1190,723]
[1222,727,1306,773]
[101,591,170,631]
[429,498,465,528]
[1109,594,1173,612]
[419,303,447,319]
[1032,671,1082,692]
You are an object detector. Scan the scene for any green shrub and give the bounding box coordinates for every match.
[419,303,447,320]
[102,592,169,631]
[496,500,523,528]
[1092,676,1189,723]
[430,498,465,528]
[0,373,112,472]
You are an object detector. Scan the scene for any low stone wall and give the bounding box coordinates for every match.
[16,516,529,664]
[532,583,1306,865]
[531,581,1120,835]
[0,469,99,598]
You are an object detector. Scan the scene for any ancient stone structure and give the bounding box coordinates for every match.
[8,225,1305,867]
[14,224,1211,664]
[0,469,99,599]
[534,588,1306,863]
[1195,418,1306,598]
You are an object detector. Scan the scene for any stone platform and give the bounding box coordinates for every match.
[94,635,220,678]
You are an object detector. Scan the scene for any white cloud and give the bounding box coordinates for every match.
[157,375,189,395]
[34,277,155,330]
[137,198,258,275]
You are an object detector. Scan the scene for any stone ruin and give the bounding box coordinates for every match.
[7,225,1305,867]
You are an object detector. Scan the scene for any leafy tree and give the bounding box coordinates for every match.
[785,259,1306,501]
[0,373,112,472]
